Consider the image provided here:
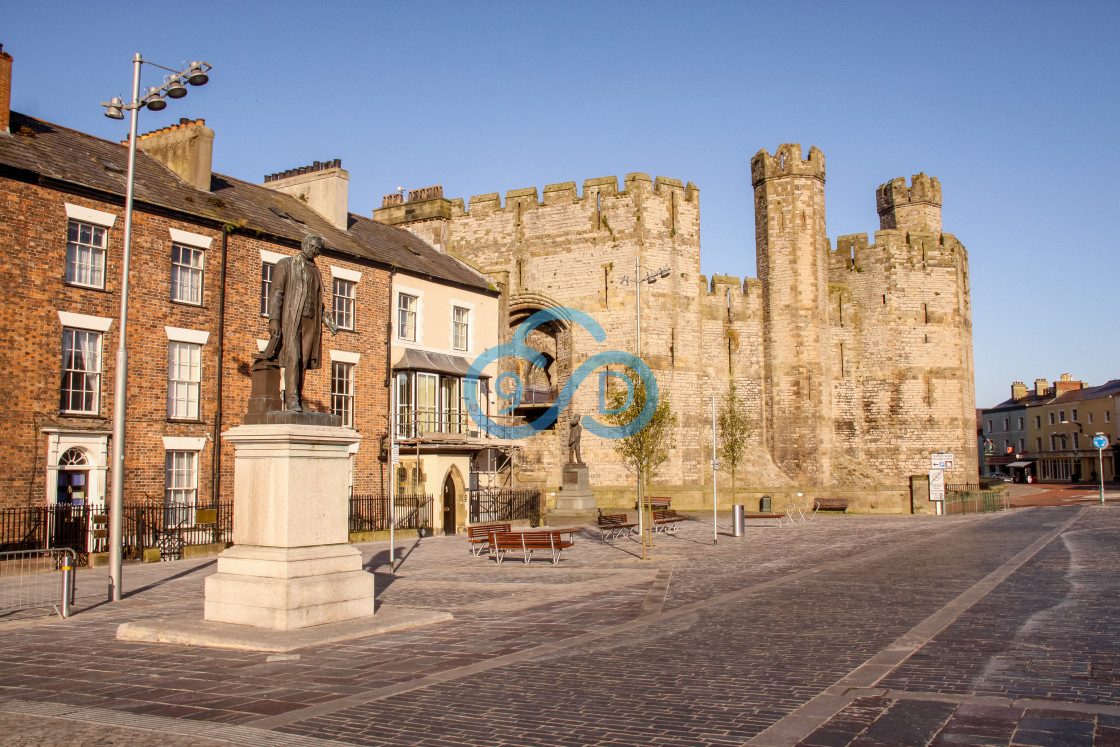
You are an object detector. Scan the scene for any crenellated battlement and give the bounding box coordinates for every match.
[750,144,826,186]
[457,172,697,213]
[877,173,942,232]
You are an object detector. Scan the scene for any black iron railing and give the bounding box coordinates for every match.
[348,493,433,533]
[467,488,541,525]
[0,502,234,565]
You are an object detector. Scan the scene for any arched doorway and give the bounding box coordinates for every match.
[441,465,466,535]
[442,474,456,534]
[55,447,89,551]
[56,448,89,507]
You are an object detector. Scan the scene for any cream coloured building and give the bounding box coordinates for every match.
[390,269,504,533]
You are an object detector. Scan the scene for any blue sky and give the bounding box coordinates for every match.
[5,1,1118,409]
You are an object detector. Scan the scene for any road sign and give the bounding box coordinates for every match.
[929,469,945,501]
[931,452,954,470]
[1093,435,1108,450]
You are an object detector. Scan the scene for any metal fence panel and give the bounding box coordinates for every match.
[944,489,1010,514]
[0,548,75,619]
[467,488,541,524]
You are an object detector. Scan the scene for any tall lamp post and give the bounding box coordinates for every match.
[619,258,670,558]
[101,54,212,602]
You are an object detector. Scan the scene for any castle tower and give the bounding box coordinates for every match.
[876,173,942,232]
[750,144,832,483]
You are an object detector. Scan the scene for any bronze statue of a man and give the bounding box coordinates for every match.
[568,413,583,465]
[267,234,339,412]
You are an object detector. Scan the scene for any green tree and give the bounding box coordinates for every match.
[605,370,677,548]
[717,382,752,499]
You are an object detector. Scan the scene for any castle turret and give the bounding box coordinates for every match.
[876,173,942,232]
[751,144,832,483]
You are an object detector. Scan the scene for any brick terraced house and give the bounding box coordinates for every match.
[0,45,498,525]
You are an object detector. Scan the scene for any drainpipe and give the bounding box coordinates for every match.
[212,229,228,506]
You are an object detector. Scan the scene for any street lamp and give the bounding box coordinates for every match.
[101,54,212,602]
[618,259,670,559]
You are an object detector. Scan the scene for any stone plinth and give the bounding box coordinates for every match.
[549,463,597,521]
[203,422,374,630]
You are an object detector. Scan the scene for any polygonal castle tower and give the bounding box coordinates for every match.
[373,145,976,511]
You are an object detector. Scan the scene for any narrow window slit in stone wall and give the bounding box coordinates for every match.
[517,259,523,289]
[727,337,733,376]
[670,328,675,368]
[840,343,845,378]
[603,267,609,307]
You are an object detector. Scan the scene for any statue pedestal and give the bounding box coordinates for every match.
[549,463,598,521]
[203,422,374,630]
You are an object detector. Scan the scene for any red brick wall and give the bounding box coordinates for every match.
[0,174,390,509]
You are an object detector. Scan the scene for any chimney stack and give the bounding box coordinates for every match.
[1,44,13,134]
[262,159,349,230]
[1035,378,1050,397]
[133,118,214,192]
[1011,381,1028,401]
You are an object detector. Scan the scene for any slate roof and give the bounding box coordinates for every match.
[986,379,1120,410]
[0,112,495,294]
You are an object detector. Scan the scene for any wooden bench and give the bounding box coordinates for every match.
[651,509,685,534]
[467,523,511,555]
[488,531,574,565]
[815,498,849,512]
[647,497,671,511]
[597,513,638,540]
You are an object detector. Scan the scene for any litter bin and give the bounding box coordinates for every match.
[732,504,745,537]
[759,495,771,513]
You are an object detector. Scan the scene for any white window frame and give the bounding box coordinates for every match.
[65,219,108,289]
[171,243,205,305]
[60,328,103,415]
[452,305,470,352]
[163,449,199,526]
[333,278,356,331]
[167,341,202,420]
[397,291,419,342]
[331,361,356,428]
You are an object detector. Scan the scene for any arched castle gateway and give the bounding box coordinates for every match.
[373,144,977,513]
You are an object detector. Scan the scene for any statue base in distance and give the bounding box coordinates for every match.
[549,463,598,521]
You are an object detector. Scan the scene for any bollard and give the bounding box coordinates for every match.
[60,559,73,618]
[732,505,745,537]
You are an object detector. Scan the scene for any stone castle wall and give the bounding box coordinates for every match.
[374,145,977,510]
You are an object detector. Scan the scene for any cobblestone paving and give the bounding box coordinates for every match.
[2,506,1118,745]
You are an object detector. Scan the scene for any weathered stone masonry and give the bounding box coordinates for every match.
[375,144,977,512]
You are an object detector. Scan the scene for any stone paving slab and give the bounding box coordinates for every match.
[2,507,1119,745]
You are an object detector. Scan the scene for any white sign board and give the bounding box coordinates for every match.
[929,468,945,501]
[391,443,400,465]
[931,452,955,470]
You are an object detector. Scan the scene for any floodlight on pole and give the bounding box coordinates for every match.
[617,260,671,560]
[100,53,213,603]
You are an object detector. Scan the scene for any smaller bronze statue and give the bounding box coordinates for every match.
[266,233,339,412]
[567,413,583,465]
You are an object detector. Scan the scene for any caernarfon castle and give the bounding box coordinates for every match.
[374,144,977,512]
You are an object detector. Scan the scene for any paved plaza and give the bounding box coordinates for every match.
[2,497,1119,746]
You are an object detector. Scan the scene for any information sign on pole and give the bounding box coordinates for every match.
[930,452,954,470]
[929,468,945,502]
